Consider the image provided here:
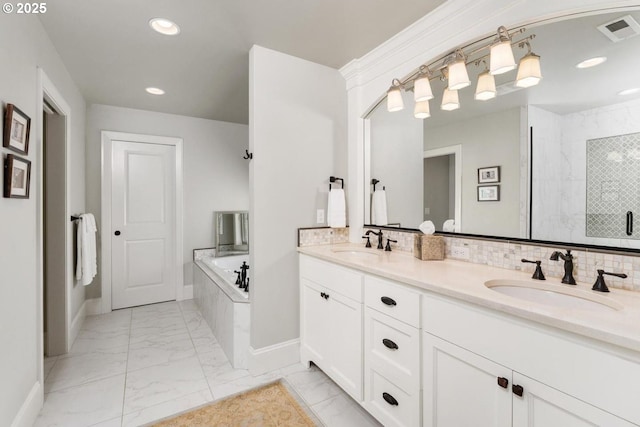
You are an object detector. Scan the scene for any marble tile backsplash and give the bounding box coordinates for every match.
[363,228,640,292]
[298,227,349,246]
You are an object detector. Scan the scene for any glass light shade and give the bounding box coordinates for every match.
[474,71,496,101]
[414,75,434,102]
[515,53,542,88]
[490,40,516,75]
[387,86,404,112]
[447,60,470,90]
[414,100,431,119]
[441,88,460,111]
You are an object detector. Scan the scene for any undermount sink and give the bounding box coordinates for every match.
[331,248,381,258]
[485,280,623,312]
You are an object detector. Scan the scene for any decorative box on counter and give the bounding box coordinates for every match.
[414,234,445,260]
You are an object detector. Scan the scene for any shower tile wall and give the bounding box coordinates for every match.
[586,131,640,239]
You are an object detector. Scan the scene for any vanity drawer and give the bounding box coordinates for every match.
[365,275,420,327]
[300,255,363,302]
[365,307,420,394]
[365,368,420,427]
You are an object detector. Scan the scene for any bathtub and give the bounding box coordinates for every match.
[193,254,250,368]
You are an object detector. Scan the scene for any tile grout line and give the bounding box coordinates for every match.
[120,308,133,427]
[179,301,217,401]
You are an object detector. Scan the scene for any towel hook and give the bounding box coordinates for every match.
[329,176,344,190]
[372,179,380,192]
[70,215,81,221]
[243,149,253,160]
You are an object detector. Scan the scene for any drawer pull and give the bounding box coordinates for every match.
[497,377,509,389]
[381,296,397,306]
[382,338,399,350]
[512,384,524,397]
[320,292,329,300]
[382,392,399,406]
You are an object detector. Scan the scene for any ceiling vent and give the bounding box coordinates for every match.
[597,15,640,42]
[495,81,525,97]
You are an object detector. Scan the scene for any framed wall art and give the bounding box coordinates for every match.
[478,185,500,202]
[4,154,31,198]
[478,166,500,184]
[3,104,31,155]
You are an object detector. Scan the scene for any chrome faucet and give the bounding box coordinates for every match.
[549,250,576,285]
[365,229,384,249]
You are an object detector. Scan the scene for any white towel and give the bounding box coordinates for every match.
[371,189,388,226]
[327,188,346,228]
[75,213,98,286]
[443,219,455,232]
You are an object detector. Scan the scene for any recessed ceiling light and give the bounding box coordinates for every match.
[575,56,607,69]
[149,18,180,36]
[145,87,165,95]
[618,88,640,96]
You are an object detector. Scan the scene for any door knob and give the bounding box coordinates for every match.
[114,230,121,236]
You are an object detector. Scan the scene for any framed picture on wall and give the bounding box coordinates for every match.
[4,154,31,198]
[477,185,499,202]
[3,104,31,155]
[478,166,500,183]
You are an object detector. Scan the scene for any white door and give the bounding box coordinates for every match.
[423,333,512,427]
[111,140,177,309]
[512,373,635,427]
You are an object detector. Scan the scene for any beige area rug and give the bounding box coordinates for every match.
[148,380,322,427]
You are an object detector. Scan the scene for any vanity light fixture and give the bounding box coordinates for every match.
[447,50,471,90]
[618,88,640,96]
[441,88,460,111]
[145,87,165,95]
[386,79,404,112]
[385,25,538,118]
[490,26,517,75]
[515,41,542,88]
[576,56,607,69]
[414,100,431,119]
[414,66,434,102]
[149,18,181,35]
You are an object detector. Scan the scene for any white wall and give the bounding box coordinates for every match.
[425,108,522,237]
[0,14,86,427]
[85,104,249,300]
[531,98,640,248]
[249,45,347,353]
[368,91,423,227]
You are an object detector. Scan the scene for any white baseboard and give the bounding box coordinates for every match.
[248,338,300,375]
[181,284,193,300]
[70,299,87,348]
[10,381,43,427]
[85,298,103,316]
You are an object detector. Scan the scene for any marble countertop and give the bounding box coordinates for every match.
[298,243,640,354]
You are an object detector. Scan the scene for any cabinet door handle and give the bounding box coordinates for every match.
[324,293,329,300]
[382,392,399,406]
[627,211,633,236]
[320,292,325,299]
[381,296,397,306]
[512,384,524,397]
[497,377,509,389]
[382,338,399,350]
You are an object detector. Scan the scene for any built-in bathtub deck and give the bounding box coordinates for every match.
[193,252,250,369]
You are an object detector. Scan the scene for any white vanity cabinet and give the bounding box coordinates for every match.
[299,255,364,401]
[422,293,639,427]
[363,276,422,427]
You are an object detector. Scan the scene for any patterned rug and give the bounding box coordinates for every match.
[148,380,321,426]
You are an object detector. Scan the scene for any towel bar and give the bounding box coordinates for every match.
[329,176,344,190]
[70,215,81,221]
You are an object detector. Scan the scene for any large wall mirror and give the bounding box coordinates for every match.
[365,8,640,250]
[215,211,249,256]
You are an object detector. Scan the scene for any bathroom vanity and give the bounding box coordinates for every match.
[298,244,640,427]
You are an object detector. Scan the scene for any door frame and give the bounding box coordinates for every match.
[101,131,184,313]
[36,68,72,378]
[424,144,462,232]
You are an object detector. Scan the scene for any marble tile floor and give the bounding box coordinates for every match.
[36,300,381,427]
